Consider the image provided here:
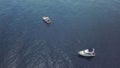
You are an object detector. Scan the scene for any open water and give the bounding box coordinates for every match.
[0,0,120,68]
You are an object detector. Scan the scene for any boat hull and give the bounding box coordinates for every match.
[42,16,51,24]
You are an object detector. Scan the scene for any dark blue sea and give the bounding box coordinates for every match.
[0,0,120,68]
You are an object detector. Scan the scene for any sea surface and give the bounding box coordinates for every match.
[0,0,120,68]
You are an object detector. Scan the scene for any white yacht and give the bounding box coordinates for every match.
[78,48,96,57]
[42,16,51,24]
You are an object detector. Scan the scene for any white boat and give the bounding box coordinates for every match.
[78,48,96,57]
[42,16,51,24]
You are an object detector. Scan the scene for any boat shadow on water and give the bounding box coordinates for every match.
[78,55,95,61]
[42,20,51,27]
